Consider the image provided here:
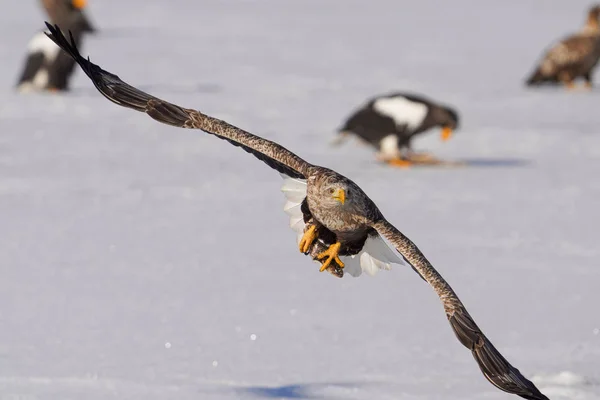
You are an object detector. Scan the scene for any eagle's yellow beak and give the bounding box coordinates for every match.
[72,0,87,9]
[332,188,345,205]
[441,126,453,141]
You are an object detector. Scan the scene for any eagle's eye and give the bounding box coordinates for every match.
[328,187,335,194]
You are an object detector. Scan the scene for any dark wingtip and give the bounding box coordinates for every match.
[68,30,77,50]
[449,312,549,400]
[43,21,97,81]
[473,348,550,400]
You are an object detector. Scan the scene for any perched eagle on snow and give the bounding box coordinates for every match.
[526,5,600,89]
[333,92,459,167]
[16,0,94,92]
[44,23,548,400]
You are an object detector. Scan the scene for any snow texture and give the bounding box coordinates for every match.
[0,1,599,399]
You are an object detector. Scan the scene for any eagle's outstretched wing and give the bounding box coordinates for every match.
[373,219,549,400]
[44,22,312,180]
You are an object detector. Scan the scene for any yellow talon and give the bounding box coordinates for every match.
[317,242,344,271]
[299,225,317,253]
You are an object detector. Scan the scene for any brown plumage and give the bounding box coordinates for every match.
[44,23,549,400]
[527,5,600,87]
[40,0,95,32]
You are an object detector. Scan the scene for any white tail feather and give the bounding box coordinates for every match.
[365,234,404,264]
[341,234,405,277]
[289,215,305,233]
[342,256,362,277]
[283,200,300,214]
[281,175,308,241]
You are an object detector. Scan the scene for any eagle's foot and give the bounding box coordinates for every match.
[407,152,436,162]
[387,158,412,168]
[299,225,318,253]
[317,242,344,272]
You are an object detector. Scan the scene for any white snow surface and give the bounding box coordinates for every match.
[1,1,599,399]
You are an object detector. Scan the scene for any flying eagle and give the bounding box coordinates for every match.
[526,5,600,89]
[333,92,459,167]
[44,23,548,400]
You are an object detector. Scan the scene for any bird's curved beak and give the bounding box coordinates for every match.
[332,188,345,205]
[441,126,453,141]
[72,0,87,9]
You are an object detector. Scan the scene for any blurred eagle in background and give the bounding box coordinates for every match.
[526,4,600,89]
[16,0,95,92]
[333,92,459,167]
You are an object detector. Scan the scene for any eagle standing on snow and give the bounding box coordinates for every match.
[334,93,459,167]
[526,5,600,89]
[16,0,95,92]
[44,23,548,400]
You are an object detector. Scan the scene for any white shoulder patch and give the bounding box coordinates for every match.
[341,234,406,277]
[280,174,308,243]
[372,96,428,132]
[27,31,60,62]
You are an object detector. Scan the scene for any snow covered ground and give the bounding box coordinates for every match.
[0,1,599,399]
